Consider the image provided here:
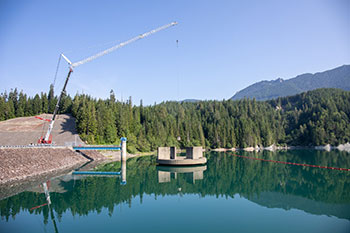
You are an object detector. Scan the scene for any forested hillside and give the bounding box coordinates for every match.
[1,87,349,151]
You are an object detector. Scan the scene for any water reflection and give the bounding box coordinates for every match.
[28,181,59,233]
[121,159,127,185]
[44,182,59,233]
[157,165,207,184]
[72,159,127,185]
[1,150,350,228]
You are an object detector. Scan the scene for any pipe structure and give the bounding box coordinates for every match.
[120,137,127,185]
[121,137,127,162]
[72,171,121,175]
[121,159,127,185]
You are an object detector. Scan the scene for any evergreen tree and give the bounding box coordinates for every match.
[48,84,56,113]
[32,94,42,114]
[0,96,6,121]
[16,91,26,117]
[41,92,48,113]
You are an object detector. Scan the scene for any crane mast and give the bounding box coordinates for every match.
[39,22,178,143]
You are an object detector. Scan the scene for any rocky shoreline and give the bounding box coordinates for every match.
[0,148,107,186]
[209,143,350,152]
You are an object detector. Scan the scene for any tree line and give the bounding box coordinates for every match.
[1,87,349,151]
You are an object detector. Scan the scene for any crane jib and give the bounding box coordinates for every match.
[40,22,178,144]
[71,21,178,68]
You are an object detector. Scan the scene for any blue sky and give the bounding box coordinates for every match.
[1,0,349,105]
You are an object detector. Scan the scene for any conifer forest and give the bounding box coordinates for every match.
[1,87,349,152]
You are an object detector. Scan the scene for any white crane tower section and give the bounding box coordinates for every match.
[40,22,178,143]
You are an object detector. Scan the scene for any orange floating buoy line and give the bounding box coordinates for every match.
[231,154,350,171]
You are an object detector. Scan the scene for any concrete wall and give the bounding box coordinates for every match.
[186,146,203,159]
[186,171,204,184]
[158,171,171,183]
[157,147,171,159]
[193,171,203,181]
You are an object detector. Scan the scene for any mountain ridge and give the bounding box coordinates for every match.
[231,65,350,100]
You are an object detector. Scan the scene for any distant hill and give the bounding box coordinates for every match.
[179,99,200,103]
[231,65,350,101]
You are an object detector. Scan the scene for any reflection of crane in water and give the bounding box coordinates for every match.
[30,181,59,233]
[29,159,127,232]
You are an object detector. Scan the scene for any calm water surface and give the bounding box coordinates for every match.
[1,150,350,233]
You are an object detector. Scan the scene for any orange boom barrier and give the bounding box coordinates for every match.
[232,154,350,171]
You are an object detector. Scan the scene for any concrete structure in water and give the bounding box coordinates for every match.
[156,146,207,166]
[186,147,203,159]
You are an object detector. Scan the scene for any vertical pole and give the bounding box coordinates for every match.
[121,159,127,185]
[121,137,127,162]
[120,137,127,185]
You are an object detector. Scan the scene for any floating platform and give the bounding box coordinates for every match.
[156,146,207,166]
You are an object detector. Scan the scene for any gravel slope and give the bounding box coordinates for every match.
[0,148,89,185]
[0,114,84,146]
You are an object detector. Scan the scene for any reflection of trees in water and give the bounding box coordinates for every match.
[1,151,350,222]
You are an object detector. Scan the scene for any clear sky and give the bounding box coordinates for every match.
[1,0,349,105]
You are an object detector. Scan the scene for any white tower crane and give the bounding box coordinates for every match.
[39,22,178,144]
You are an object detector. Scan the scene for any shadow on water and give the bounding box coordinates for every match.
[1,150,350,226]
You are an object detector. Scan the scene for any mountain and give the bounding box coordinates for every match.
[179,99,200,103]
[231,65,350,101]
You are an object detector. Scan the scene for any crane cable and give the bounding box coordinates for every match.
[52,54,62,87]
[176,39,181,141]
[43,53,63,140]
[36,53,58,139]
[176,39,180,101]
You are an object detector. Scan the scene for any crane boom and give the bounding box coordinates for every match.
[71,21,177,68]
[40,21,178,143]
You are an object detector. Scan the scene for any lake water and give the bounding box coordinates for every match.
[1,150,350,233]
